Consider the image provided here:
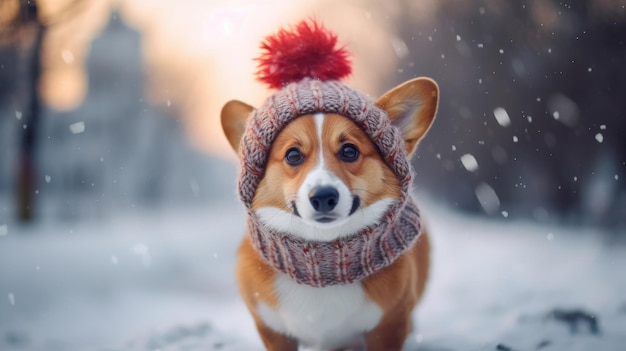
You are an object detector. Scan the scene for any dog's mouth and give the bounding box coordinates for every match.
[291,196,360,223]
[314,215,337,223]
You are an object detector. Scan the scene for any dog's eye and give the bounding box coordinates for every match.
[338,143,359,162]
[285,147,304,166]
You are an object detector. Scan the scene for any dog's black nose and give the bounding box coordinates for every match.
[309,186,339,213]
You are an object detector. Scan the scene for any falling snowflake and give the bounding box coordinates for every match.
[61,50,75,64]
[595,133,604,143]
[190,179,201,197]
[493,107,511,127]
[475,182,500,214]
[69,122,85,134]
[391,36,409,59]
[460,154,479,172]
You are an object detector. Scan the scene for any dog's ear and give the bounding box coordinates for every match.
[376,77,439,157]
[221,100,255,153]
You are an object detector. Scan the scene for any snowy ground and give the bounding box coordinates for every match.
[1,197,625,351]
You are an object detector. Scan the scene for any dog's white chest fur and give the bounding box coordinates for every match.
[257,273,382,349]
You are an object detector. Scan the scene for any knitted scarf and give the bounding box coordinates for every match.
[237,79,423,288]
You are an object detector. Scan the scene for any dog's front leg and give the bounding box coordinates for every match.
[254,318,298,351]
[364,311,412,351]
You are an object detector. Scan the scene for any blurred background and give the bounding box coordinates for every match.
[0,0,625,350]
[0,0,624,228]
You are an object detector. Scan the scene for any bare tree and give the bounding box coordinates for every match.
[0,0,44,221]
[0,0,86,221]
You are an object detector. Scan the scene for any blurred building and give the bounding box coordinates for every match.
[0,9,234,222]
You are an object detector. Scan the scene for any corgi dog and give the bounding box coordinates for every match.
[221,76,439,350]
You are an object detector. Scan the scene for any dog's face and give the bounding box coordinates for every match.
[222,78,439,241]
[251,112,401,241]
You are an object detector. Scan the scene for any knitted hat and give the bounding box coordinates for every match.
[236,20,422,287]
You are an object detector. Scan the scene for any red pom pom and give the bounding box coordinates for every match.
[256,19,352,89]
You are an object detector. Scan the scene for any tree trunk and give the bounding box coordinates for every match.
[16,17,45,222]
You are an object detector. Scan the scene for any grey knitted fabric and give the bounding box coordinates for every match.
[237,78,422,287]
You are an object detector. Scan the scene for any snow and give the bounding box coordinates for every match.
[460,153,479,172]
[391,37,409,59]
[0,196,624,351]
[61,50,75,64]
[595,133,604,143]
[549,95,579,127]
[475,182,500,214]
[69,121,86,134]
[493,107,511,127]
